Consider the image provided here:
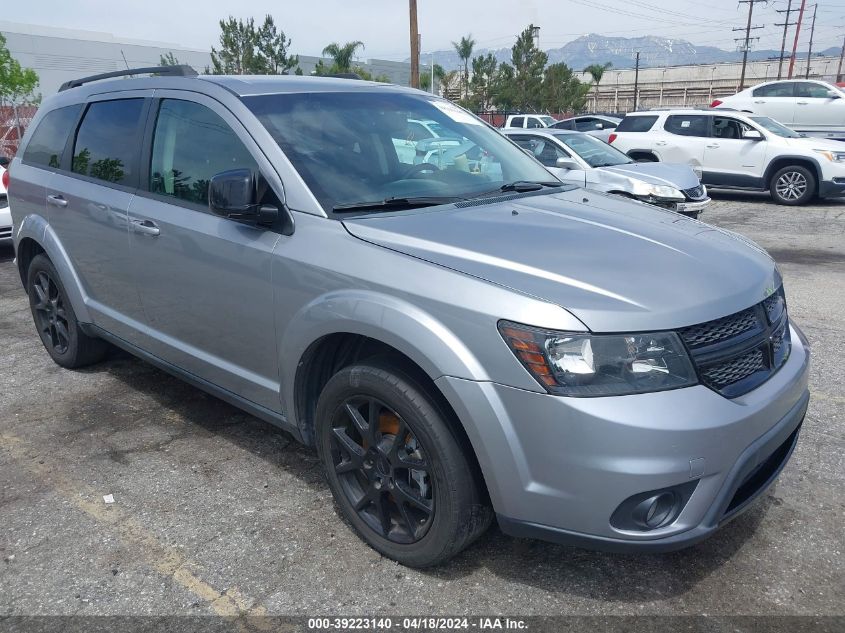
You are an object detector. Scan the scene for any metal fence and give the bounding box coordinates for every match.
[0,106,38,160]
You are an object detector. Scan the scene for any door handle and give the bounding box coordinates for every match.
[46,194,68,208]
[753,100,765,104]
[655,141,667,146]
[130,219,160,237]
[706,144,720,148]
[797,101,808,105]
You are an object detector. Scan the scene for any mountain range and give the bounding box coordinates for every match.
[416,34,841,72]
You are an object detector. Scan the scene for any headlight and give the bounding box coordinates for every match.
[499,321,698,397]
[813,149,845,162]
[631,182,685,200]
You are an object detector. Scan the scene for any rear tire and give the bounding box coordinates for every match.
[769,165,815,205]
[26,254,109,368]
[316,361,492,567]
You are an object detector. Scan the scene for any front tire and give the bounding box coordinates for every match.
[770,165,815,205]
[26,254,108,368]
[316,361,492,567]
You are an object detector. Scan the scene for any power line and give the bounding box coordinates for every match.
[806,4,818,77]
[775,0,796,79]
[735,0,768,89]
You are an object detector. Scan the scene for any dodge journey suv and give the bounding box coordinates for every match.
[8,66,810,567]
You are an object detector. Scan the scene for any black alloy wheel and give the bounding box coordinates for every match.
[31,269,70,355]
[329,396,434,544]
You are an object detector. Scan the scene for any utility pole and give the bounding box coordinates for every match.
[805,4,817,78]
[409,0,420,88]
[633,52,640,110]
[788,0,807,78]
[734,0,766,91]
[837,34,845,82]
[775,0,795,80]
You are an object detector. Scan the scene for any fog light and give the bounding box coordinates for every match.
[633,492,677,529]
[610,480,698,532]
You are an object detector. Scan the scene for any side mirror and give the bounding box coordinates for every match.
[209,169,278,227]
[826,90,841,99]
[742,129,763,141]
[555,157,580,170]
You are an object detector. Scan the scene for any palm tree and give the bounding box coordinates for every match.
[583,62,612,111]
[452,35,475,99]
[322,40,365,73]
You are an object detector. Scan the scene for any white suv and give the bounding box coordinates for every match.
[609,109,845,205]
[712,79,845,138]
[504,114,557,129]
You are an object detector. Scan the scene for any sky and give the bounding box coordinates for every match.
[5,0,845,59]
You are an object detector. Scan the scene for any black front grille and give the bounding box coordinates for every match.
[680,287,791,398]
[682,185,706,200]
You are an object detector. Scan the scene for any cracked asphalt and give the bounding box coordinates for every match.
[0,192,843,617]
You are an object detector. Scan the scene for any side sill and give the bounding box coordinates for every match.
[84,323,302,442]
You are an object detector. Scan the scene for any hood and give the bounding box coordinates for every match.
[343,189,780,332]
[781,136,845,151]
[598,162,700,190]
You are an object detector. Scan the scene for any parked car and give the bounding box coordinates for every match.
[10,67,810,567]
[549,114,622,142]
[503,113,557,129]
[609,108,845,205]
[503,128,709,218]
[1,160,11,242]
[712,79,845,138]
[392,118,459,164]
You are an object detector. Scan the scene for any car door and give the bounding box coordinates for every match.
[793,81,845,131]
[508,133,586,185]
[127,93,283,412]
[703,115,768,187]
[749,82,796,125]
[659,114,711,168]
[46,93,151,344]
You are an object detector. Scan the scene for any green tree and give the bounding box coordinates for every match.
[209,15,299,75]
[159,52,180,66]
[419,72,431,91]
[254,15,299,74]
[510,25,547,111]
[451,35,475,100]
[583,62,613,109]
[0,33,39,105]
[321,41,365,74]
[543,63,590,114]
[491,62,516,110]
[468,53,497,111]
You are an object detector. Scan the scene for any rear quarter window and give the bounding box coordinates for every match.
[665,114,710,137]
[22,105,83,169]
[615,115,658,133]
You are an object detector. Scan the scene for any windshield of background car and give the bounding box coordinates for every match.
[749,116,802,138]
[555,133,632,167]
[244,91,557,214]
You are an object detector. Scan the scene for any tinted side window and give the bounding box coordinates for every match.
[665,115,709,137]
[795,82,832,98]
[150,99,259,206]
[712,116,750,139]
[72,99,144,185]
[526,117,544,129]
[22,105,82,169]
[510,117,524,128]
[615,115,658,132]
[753,83,795,97]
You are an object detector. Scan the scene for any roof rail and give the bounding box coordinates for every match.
[58,65,198,92]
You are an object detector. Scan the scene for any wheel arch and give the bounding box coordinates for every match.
[14,215,92,324]
[763,155,823,194]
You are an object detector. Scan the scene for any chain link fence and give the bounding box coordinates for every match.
[0,106,39,160]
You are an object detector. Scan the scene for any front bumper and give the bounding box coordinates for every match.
[0,205,12,242]
[436,323,810,552]
[651,197,710,217]
[818,179,845,199]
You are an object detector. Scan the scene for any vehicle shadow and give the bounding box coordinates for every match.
[708,188,845,206]
[0,242,14,263]
[78,351,765,602]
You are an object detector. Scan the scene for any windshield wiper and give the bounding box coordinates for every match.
[333,196,464,213]
[470,180,562,200]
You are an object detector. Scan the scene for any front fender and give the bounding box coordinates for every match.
[15,214,92,325]
[279,289,489,427]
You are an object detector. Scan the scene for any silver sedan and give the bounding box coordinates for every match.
[503,128,710,218]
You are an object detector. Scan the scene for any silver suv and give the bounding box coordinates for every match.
[8,67,810,567]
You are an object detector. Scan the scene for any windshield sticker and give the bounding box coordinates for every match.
[681,120,691,128]
[430,100,482,125]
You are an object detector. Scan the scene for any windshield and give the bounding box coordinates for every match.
[555,133,633,167]
[244,92,558,214]
[750,116,801,138]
